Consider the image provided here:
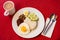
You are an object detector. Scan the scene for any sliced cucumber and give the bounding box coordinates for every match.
[28,13,39,21]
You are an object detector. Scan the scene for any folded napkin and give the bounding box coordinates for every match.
[41,18,56,38]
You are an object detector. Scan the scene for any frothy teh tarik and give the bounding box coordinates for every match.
[4,2,13,10]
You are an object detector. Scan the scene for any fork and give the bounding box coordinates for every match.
[42,14,57,35]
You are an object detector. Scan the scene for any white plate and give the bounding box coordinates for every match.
[12,7,45,38]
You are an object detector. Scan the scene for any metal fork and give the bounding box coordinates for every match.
[42,14,57,35]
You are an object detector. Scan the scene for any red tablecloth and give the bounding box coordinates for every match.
[0,0,60,40]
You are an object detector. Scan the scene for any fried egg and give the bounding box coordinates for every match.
[18,23,30,35]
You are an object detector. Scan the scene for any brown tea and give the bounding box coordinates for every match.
[4,2,13,10]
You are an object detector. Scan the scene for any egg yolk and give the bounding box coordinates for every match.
[21,26,27,32]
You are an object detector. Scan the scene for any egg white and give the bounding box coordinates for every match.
[18,23,30,35]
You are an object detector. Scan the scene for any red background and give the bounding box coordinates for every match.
[0,0,60,40]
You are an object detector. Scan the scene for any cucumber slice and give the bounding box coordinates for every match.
[28,13,39,21]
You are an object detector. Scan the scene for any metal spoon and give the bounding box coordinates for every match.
[42,14,57,35]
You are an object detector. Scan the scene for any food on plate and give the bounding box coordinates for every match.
[24,10,29,17]
[17,10,39,35]
[18,23,30,35]
[28,12,39,21]
[19,14,26,21]
[17,14,26,26]
[24,18,37,30]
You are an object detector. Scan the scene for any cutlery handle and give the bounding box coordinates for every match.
[42,18,50,34]
[41,19,56,38]
[43,20,53,34]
